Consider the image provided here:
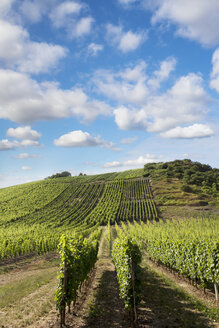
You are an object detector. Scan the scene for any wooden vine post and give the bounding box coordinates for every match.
[60,259,67,328]
[214,283,218,302]
[131,258,138,327]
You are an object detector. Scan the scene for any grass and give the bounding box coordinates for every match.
[139,257,219,327]
[0,252,59,275]
[0,267,58,308]
[0,254,59,328]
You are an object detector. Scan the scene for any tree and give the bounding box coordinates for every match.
[47,171,71,179]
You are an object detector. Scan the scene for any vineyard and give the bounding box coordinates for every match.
[0,162,218,327]
[0,171,155,260]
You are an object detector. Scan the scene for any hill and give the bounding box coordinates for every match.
[0,159,218,261]
[144,159,219,219]
[0,160,218,327]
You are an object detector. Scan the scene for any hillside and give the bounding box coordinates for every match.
[144,159,219,218]
[0,160,218,261]
[0,160,218,327]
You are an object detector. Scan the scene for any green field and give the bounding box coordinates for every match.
[0,161,218,327]
[0,168,152,260]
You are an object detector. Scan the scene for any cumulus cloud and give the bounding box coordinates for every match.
[145,73,208,132]
[14,153,41,159]
[0,69,111,124]
[0,138,41,151]
[92,61,209,134]
[0,19,67,74]
[104,154,160,168]
[93,58,176,105]
[0,139,19,150]
[1,126,42,150]
[148,57,177,89]
[0,0,15,19]
[6,126,41,140]
[93,62,148,104]
[210,48,219,93]
[160,124,214,139]
[114,106,148,130]
[119,61,147,82]
[54,130,118,150]
[88,43,103,56]
[19,0,57,23]
[50,1,94,38]
[106,24,146,52]
[21,166,32,170]
[114,73,209,133]
[50,1,84,27]
[74,17,94,37]
[149,0,219,47]
[20,140,41,147]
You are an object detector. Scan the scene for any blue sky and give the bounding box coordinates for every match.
[1,0,219,188]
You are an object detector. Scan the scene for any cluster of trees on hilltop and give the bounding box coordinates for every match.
[47,171,71,179]
[46,172,87,179]
[144,159,219,195]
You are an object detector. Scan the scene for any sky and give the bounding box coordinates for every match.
[1,0,219,188]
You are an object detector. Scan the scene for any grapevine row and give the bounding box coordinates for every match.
[112,230,141,324]
[120,218,219,300]
[55,229,101,326]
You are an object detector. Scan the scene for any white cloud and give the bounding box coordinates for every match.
[118,61,147,82]
[21,166,32,170]
[0,19,67,74]
[104,154,160,168]
[93,62,148,104]
[114,73,209,133]
[0,138,41,151]
[50,1,93,38]
[119,30,144,52]
[54,130,118,150]
[150,0,219,47]
[0,69,111,124]
[104,161,121,168]
[210,48,219,93]
[160,124,214,139]
[20,1,44,23]
[148,57,177,89]
[19,0,55,23]
[106,24,146,52]
[118,0,138,4]
[92,62,209,134]
[73,17,94,37]
[0,0,14,17]
[50,1,83,28]
[114,106,148,130]
[19,42,67,75]
[0,139,19,150]
[93,58,175,105]
[145,73,209,132]
[14,153,41,159]
[121,137,138,144]
[88,43,103,56]
[20,140,41,147]
[7,126,41,140]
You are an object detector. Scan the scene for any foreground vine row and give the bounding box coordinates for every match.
[118,217,219,300]
[55,229,102,326]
